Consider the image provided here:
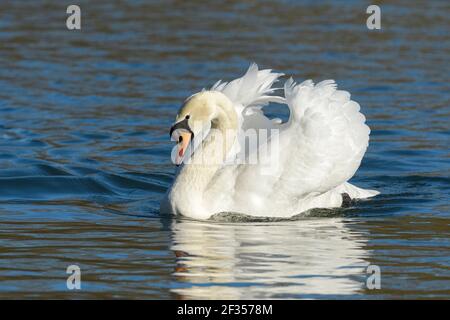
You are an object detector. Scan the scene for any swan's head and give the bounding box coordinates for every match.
[169,91,236,165]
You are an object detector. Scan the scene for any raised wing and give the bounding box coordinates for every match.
[210,63,286,161]
[211,63,285,128]
[271,78,371,198]
[208,70,375,214]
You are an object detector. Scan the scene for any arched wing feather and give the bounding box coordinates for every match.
[272,78,371,198]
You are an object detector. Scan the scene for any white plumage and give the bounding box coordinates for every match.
[160,64,379,219]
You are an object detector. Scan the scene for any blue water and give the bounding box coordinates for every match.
[0,1,449,299]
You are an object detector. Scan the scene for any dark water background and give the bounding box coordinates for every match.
[0,0,449,299]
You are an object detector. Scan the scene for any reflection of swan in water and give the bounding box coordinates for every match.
[170,217,370,299]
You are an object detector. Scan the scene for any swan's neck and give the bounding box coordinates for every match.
[169,94,237,216]
[181,95,237,185]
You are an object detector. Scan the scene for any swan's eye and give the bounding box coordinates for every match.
[185,115,190,120]
[178,136,183,143]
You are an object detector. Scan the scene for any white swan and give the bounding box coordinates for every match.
[160,64,379,219]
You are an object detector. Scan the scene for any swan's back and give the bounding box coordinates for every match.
[209,67,377,216]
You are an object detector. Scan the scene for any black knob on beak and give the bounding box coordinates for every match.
[169,117,194,138]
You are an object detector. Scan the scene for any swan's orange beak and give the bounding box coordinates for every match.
[176,131,192,165]
[170,117,194,166]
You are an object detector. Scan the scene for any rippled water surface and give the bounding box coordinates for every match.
[0,1,449,299]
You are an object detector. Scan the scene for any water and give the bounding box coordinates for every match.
[0,0,449,299]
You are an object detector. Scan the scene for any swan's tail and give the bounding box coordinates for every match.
[335,182,379,199]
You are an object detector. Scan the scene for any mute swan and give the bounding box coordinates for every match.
[160,64,379,220]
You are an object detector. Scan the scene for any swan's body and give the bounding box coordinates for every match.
[161,64,379,219]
